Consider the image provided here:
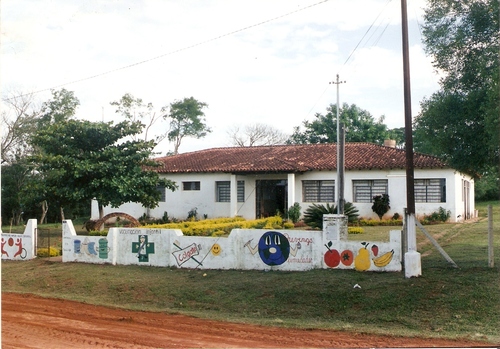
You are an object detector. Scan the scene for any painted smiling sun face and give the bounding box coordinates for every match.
[258,231,290,266]
[211,243,221,256]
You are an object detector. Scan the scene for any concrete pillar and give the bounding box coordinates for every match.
[323,214,347,241]
[287,173,295,209]
[230,174,238,217]
[404,213,421,278]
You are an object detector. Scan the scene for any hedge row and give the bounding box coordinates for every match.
[146,216,287,236]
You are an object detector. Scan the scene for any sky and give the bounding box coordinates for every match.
[1,0,441,155]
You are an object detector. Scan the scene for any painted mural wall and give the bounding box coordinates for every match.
[62,215,402,272]
[1,219,37,261]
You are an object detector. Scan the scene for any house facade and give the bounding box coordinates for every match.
[92,142,475,223]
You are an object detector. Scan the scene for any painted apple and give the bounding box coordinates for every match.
[324,249,341,268]
[340,250,354,266]
[371,244,379,257]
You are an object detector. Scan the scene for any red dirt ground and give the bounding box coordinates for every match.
[1,293,492,348]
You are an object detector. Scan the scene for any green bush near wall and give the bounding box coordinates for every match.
[348,227,364,234]
[146,216,289,236]
[37,247,61,257]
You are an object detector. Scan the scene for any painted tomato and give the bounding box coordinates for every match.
[324,249,341,268]
[340,250,354,266]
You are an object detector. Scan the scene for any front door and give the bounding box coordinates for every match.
[255,180,287,218]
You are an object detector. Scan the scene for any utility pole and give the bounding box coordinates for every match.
[330,74,346,214]
[401,0,421,278]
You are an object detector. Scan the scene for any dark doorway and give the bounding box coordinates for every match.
[255,180,287,218]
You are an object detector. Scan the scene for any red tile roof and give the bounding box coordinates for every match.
[154,143,447,174]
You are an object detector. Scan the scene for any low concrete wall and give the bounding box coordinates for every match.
[1,219,37,261]
[62,216,402,272]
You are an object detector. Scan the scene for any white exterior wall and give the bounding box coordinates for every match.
[295,169,473,222]
[93,168,473,223]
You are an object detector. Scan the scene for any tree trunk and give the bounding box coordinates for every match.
[13,210,22,226]
[98,204,105,231]
[60,207,65,221]
[40,200,48,224]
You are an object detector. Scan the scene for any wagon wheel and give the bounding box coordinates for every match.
[92,212,141,231]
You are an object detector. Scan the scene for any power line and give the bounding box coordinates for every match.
[6,0,329,101]
[341,0,393,69]
[303,0,394,121]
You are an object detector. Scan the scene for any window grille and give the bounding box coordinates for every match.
[353,180,388,203]
[302,180,335,202]
[216,181,245,202]
[237,180,245,202]
[156,185,166,202]
[415,179,446,203]
[183,181,200,191]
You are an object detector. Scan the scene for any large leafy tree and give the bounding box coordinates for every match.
[288,103,398,145]
[162,97,211,154]
[30,119,176,220]
[414,0,499,179]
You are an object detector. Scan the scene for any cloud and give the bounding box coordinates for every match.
[1,0,440,154]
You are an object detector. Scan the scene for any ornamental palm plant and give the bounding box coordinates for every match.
[303,202,359,229]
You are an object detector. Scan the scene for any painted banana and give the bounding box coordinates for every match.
[373,249,394,267]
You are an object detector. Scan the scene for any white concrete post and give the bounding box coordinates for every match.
[404,212,421,278]
[323,214,347,241]
[287,173,295,211]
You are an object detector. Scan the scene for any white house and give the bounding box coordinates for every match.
[92,142,475,223]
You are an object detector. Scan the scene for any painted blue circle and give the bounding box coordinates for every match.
[258,231,290,266]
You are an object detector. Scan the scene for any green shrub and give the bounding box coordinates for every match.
[348,227,364,234]
[145,216,287,236]
[372,194,390,220]
[287,202,301,223]
[357,219,403,226]
[187,207,198,221]
[37,247,60,257]
[211,230,226,237]
[421,207,451,224]
[303,202,359,229]
[283,221,295,229]
[88,230,107,236]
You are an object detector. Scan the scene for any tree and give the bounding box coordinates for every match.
[37,88,80,127]
[1,91,40,164]
[372,194,390,220]
[162,97,210,154]
[415,0,499,178]
[29,119,176,220]
[111,93,165,143]
[1,160,31,225]
[414,91,491,176]
[288,103,393,145]
[227,123,288,147]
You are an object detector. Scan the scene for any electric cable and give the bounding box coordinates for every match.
[5,0,329,101]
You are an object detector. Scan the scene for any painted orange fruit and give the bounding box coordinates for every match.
[340,250,354,266]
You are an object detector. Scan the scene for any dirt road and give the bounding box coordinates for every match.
[1,293,490,348]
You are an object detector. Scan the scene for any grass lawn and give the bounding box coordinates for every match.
[2,201,499,344]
